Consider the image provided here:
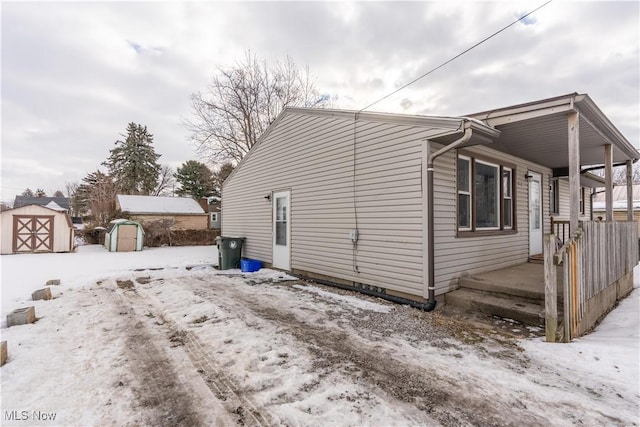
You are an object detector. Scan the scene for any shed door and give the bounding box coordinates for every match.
[13,215,54,253]
[117,224,138,252]
[272,191,291,270]
[528,171,543,256]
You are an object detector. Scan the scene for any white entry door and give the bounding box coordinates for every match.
[272,190,291,270]
[528,171,543,256]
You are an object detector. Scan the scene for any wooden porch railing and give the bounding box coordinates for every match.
[550,218,583,245]
[544,221,638,342]
[550,218,570,245]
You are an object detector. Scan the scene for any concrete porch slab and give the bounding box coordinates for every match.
[459,262,563,302]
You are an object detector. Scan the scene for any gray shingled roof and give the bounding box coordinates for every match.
[13,196,70,210]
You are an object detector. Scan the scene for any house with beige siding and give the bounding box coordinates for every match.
[222,93,639,318]
[116,195,208,230]
[592,185,640,236]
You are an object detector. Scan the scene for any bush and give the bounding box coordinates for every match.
[140,219,219,247]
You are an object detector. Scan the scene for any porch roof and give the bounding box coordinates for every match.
[467,93,639,169]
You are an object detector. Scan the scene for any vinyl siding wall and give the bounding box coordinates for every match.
[224,110,555,298]
[550,178,592,224]
[131,214,208,230]
[432,144,551,294]
[223,112,447,296]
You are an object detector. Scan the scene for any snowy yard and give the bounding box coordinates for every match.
[1,245,638,426]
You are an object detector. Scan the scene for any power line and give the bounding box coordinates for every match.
[359,0,553,112]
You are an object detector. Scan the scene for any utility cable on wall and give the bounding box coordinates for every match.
[358,0,553,113]
[352,112,360,274]
[349,0,552,275]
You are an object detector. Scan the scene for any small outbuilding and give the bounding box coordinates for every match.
[1,204,74,254]
[116,195,208,230]
[105,219,144,252]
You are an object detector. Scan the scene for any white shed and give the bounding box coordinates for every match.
[0,204,74,254]
[105,219,144,252]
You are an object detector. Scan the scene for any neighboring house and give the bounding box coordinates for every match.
[222,93,638,319]
[116,195,208,230]
[548,173,603,243]
[592,185,640,235]
[194,196,221,230]
[13,196,70,212]
[71,217,84,230]
[1,204,75,254]
[208,196,221,230]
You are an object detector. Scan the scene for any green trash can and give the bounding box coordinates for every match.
[216,236,245,270]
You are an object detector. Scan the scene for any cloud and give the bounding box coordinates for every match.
[1,1,638,204]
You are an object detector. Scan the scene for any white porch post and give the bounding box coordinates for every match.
[627,160,634,221]
[604,144,614,222]
[568,112,580,232]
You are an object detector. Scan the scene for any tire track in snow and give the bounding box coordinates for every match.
[107,284,204,426]
[187,278,548,427]
[123,278,273,427]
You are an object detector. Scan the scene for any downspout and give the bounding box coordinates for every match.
[426,124,474,308]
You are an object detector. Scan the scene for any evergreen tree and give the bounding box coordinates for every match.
[53,190,64,197]
[174,161,215,199]
[21,188,34,197]
[104,123,161,195]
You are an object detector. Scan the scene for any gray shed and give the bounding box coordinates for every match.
[105,219,144,252]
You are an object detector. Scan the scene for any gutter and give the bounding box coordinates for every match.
[425,123,474,310]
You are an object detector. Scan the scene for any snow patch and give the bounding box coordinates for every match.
[292,284,391,313]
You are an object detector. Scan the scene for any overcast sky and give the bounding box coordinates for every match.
[1,1,638,205]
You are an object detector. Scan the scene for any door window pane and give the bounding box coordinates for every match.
[275,197,287,246]
[531,179,541,229]
[475,162,499,228]
[276,197,287,221]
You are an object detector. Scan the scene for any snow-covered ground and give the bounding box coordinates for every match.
[1,245,638,426]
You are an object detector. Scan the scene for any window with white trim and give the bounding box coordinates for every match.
[456,152,516,234]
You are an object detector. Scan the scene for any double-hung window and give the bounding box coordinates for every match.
[457,156,472,230]
[456,152,516,235]
[503,167,513,229]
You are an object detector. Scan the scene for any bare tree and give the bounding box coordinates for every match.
[154,165,175,196]
[590,163,640,185]
[65,181,80,216]
[184,51,330,164]
[75,171,117,226]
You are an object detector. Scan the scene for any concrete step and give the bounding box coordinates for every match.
[458,276,564,304]
[445,288,547,326]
